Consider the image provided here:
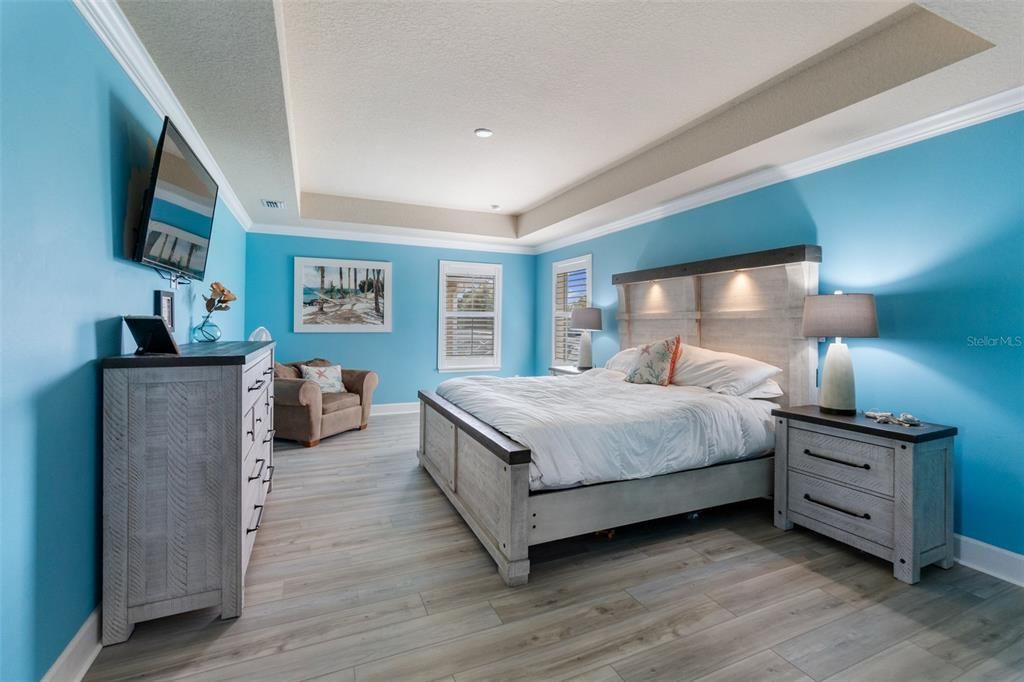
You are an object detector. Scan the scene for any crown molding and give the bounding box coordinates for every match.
[248,222,535,254]
[73,0,254,229]
[535,86,1024,254]
[71,1,1021,254]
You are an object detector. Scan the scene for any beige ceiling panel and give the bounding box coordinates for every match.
[517,5,993,236]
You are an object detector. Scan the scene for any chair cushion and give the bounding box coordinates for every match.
[322,391,361,414]
[274,362,300,380]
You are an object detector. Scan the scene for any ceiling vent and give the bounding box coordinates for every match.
[261,199,286,209]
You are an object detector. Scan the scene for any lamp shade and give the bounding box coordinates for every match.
[802,293,878,338]
[570,307,603,331]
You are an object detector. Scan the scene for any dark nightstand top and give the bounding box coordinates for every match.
[549,365,584,375]
[771,405,957,444]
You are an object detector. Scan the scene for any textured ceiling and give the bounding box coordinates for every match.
[278,1,905,214]
[120,0,1024,246]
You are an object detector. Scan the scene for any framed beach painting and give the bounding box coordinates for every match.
[294,257,393,332]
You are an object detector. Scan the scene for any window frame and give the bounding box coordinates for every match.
[437,260,503,372]
[551,254,593,366]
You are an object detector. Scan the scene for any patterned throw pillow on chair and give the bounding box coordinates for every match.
[300,364,347,393]
[625,335,682,386]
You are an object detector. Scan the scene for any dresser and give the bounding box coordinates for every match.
[101,341,276,644]
[773,405,957,584]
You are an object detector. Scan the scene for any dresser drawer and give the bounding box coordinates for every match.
[788,471,894,548]
[789,427,894,496]
[242,352,274,416]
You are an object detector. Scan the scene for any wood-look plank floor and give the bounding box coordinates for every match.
[87,413,1024,682]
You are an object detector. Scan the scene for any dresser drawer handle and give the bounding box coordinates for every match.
[263,367,274,376]
[263,464,275,485]
[263,429,276,444]
[248,458,265,482]
[246,504,265,533]
[246,429,255,441]
[804,449,870,470]
[248,379,266,393]
[803,493,871,520]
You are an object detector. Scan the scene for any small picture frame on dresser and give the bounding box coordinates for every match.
[154,290,174,331]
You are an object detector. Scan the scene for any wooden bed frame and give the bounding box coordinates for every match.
[418,245,821,585]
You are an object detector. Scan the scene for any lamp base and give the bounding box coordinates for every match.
[818,341,857,414]
[576,331,593,370]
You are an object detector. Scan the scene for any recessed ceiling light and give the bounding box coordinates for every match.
[474,128,494,138]
[490,204,500,210]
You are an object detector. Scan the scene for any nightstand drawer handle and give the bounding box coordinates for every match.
[803,493,871,520]
[804,449,870,470]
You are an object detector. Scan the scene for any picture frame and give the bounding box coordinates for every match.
[153,290,175,331]
[294,257,392,333]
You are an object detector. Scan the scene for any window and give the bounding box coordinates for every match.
[552,254,592,365]
[438,261,502,371]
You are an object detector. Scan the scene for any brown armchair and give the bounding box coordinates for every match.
[273,358,379,447]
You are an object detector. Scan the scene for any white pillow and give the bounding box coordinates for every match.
[740,378,784,400]
[671,344,782,395]
[300,364,346,394]
[604,347,640,373]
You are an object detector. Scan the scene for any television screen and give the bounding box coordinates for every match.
[135,118,218,281]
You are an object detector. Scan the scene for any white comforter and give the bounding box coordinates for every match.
[436,369,776,490]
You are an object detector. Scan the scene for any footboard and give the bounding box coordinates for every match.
[417,390,532,585]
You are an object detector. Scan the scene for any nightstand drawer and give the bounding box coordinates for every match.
[789,427,894,496]
[788,471,894,548]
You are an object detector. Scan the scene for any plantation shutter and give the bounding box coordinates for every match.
[439,262,502,370]
[552,256,592,365]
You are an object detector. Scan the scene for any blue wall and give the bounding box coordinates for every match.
[245,234,536,403]
[0,1,247,679]
[537,112,1024,556]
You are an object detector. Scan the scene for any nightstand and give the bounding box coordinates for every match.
[548,366,584,376]
[772,405,957,584]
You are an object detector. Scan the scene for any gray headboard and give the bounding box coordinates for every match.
[612,245,820,407]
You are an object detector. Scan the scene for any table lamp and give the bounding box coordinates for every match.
[570,307,603,370]
[802,291,878,415]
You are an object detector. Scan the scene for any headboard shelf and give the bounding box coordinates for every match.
[611,244,821,285]
[614,246,820,407]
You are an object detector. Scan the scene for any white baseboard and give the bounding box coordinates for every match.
[955,534,1024,587]
[370,402,419,416]
[43,608,101,682]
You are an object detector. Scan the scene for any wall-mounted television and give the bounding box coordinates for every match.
[134,117,218,282]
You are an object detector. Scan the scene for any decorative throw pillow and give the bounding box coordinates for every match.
[625,336,681,386]
[300,364,347,393]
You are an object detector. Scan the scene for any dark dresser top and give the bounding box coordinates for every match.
[102,341,275,368]
[772,405,957,443]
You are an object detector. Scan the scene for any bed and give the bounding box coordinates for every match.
[418,244,821,585]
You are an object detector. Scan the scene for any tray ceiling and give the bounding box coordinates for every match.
[119,0,1023,247]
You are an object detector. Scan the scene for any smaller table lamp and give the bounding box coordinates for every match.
[802,291,878,415]
[570,307,603,370]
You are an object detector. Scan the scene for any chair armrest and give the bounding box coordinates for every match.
[342,369,379,427]
[274,378,322,409]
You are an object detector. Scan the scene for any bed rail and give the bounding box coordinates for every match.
[417,390,532,585]
[417,390,531,464]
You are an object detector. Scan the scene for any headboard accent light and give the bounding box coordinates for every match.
[613,245,821,407]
